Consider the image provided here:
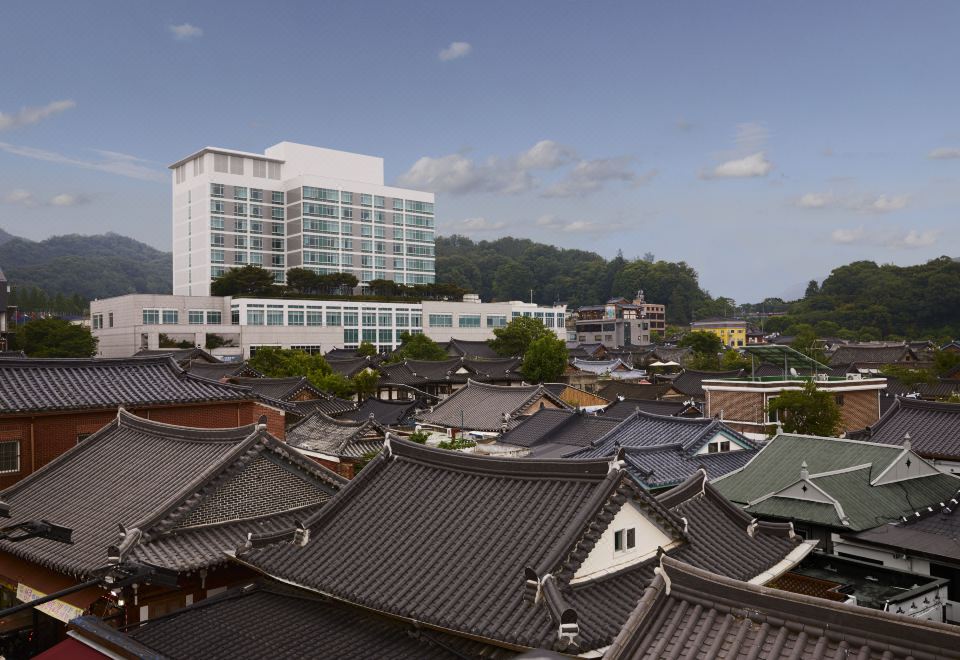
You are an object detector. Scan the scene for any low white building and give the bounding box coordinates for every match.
[90,293,566,359]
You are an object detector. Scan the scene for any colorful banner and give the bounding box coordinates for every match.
[15,583,85,623]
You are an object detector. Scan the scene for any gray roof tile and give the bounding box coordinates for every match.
[417,380,569,431]
[858,398,960,459]
[287,411,387,458]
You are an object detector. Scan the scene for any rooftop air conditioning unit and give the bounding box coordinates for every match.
[847,373,863,381]
[814,373,829,382]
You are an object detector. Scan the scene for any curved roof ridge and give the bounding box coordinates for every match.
[0,354,183,367]
[463,378,541,391]
[287,409,365,434]
[115,407,260,442]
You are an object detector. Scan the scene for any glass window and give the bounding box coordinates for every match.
[162,310,178,324]
[343,328,359,344]
[393,198,404,210]
[210,217,224,230]
[266,308,284,325]
[341,191,353,204]
[271,191,284,205]
[378,312,392,326]
[362,309,376,326]
[374,195,385,208]
[250,189,263,202]
[188,310,205,325]
[206,311,222,324]
[0,441,20,474]
[343,311,358,326]
[459,315,481,328]
[326,310,342,326]
[271,207,284,220]
[341,207,353,220]
[234,186,248,200]
[396,313,409,327]
[211,183,224,197]
[211,200,225,213]
[486,315,507,328]
[379,329,392,343]
[360,194,373,207]
[428,314,453,327]
[246,309,265,325]
[362,329,377,343]
[306,309,323,326]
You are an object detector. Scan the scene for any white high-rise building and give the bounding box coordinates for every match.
[169,142,436,296]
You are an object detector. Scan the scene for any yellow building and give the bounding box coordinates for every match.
[690,318,748,347]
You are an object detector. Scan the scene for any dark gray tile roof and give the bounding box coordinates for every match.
[340,397,419,426]
[0,410,344,577]
[417,380,569,431]
[600,398,693,419]
[0,356,252,414]
[857,398,960,459]
[606,555,960,659]
[668,369,742,399]
[324,347,360,360]
[74,581,477,660]
[185,360,262,380]
[226,376,323,402]
[463,357,525,382]
[286,411,387,458]
[326,356,373,378]
[134,347,220,365]
[238,442,800,653]
[446,338,500,359]
[829,344,916,366]
[289,395,357,418]
[597,381,672,401]
[621,444,758,489]
[500,408,622,452]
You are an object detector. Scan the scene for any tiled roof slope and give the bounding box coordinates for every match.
[829,344,916,366]
[238,443,803,654]
[605,555,960,660]
[463,357,525,381]
[288,395,356,418]
[286,411,387,458]
[845,487,960,564]
[340,397,419,426]
[620,444,757,489]
[668,369,741,398]
[499,408,622,453]
[134,347,220,364]
[185,360,262,380]
[446,337,500,359]
[416,380,569,431]
[71,582,478,660]
[325,356,373,378]
[856,398,960,459]
[0,410,344,577]
[0,356,252,414]
[226,376,322,401]
[714,434,960,531]
[600,398,693,419]
[597,381,672,401]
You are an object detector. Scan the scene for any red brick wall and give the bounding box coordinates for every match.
[0,401,286,490]
[706,390,766,424]
[838,390,879,432]
[308,455,354,479]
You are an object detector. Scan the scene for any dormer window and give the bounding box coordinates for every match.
[614,527,636,553]
[708,439,731,453]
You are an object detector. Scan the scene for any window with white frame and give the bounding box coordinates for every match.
[429,314,453,327]
[188,311,205,325]
[142,309,160,325]
[613,527,637,554]
[707,438,732,453]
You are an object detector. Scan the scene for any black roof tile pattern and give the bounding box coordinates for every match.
[326,356,374,378]
[829,344,917,366]
[226,376,324,402]
[857,398,960,459]
[620,444,758,489]
[185,359,262,380]
[340,397,419,426]
[72,581,481,660]
[324,347,360,360]
[287,411,387,459]
[597,381,672,401]
[605,555,960,659]
[238,443,801,654]
[500,408,622,454]
[289,395,357,418]
[134,347,220,365]
[0,356,253,414]
[0,410,344,577]
[0,350,25,358]
[463,356,525,382]
[446,337,501,359]
[600,398,694,419]
[417,380,569,431]
[668,369,742,399]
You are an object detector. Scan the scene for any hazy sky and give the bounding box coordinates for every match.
[1,1,958,302]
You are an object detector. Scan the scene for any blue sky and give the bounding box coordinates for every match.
[1,1,958,302]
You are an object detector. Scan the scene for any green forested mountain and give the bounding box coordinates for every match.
[436,235,731,324]
[0,230,172,304]
[763,257,960,340]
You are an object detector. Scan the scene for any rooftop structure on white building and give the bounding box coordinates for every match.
[170,142,436,296]
[90,293,567,360]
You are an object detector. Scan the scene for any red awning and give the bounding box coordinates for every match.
[34,637,109,659]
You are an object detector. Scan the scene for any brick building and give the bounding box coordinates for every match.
[0,356,287,488]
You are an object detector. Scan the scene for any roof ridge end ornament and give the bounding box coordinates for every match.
[903,432,912,450]
[382,432,393,459]
[800,460,809,480]
[653,547,672,595]
[608,447,626,474]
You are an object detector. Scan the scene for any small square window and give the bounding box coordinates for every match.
[614,529,624,552]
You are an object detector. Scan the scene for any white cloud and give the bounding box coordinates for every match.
[797,192,834,209]
[704,152,773,179]
[2,189,36,206]
[860,194,909,213]
[49,193,90,207]
[543,158,656,197]
[170,23,203,40]
[517,140,577,170]
[396,153,533,195]
[928,147,960,160]
[0,100,75,132]
[534,214,622,233]
[438,41,472,61]
[796,191,910,214]
[450,217,507,233]
[0,142,165,182]
[2,189,91,207]
[830,226,939,249]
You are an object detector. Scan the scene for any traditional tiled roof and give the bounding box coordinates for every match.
[286,411,387,459]
[566,343,607,360]
[325,356,373,378]
[226,376,324,402]
[597,381,672,401]
[605,555,960,659]
[568,410,757,488]
[70,581,477,660]
[134,347,221,365]
[542,383,610,408]
[668,369,742,399]
[446,337,500,359]
[844,486,960,564]
[324,347,360,360]
[649,346,691,364]
[416,380,569,431]
[0,356,253,414]
[600,398,695,419]
[238,442,802,653]
[855,398,960,459]
[570,358,634,374]
[462,356,525,382]
[881,376,960,399]
[185,359,262,380]
[0,411,344,577]
[715,434,960,531]
[340,397,419,426]
[829,344,917,366]
[0,350,25,358]
[288,395,357,418]
[499,408,622,456]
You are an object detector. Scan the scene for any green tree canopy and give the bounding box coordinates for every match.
[356,340,378,358]
[521,335,569,383]
[767,381,841,437]
[720,349,751,371]
[352,369,380,401]
[286,268,320,294]
[489,316,553,357]
[211,266,276,297]
[14,317,98,357]
[248,347,353,398]
[388,332,448,362]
